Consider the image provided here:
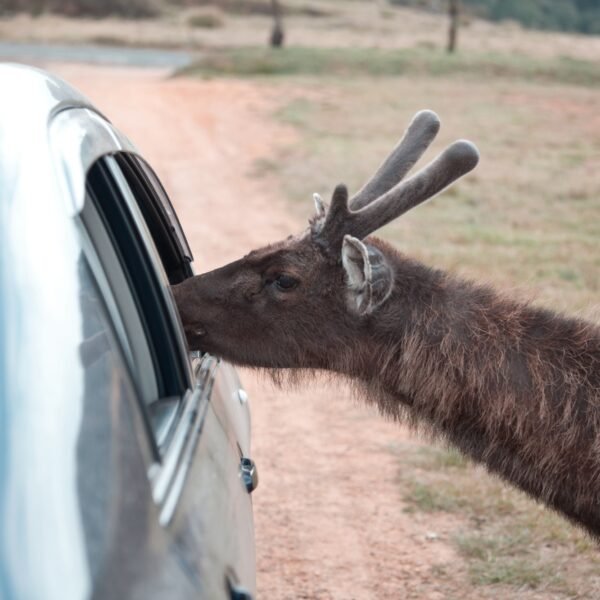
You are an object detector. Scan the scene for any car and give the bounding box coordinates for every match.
[0,63,257,600]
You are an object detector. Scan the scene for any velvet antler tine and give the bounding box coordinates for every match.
[350,110,441,211]
[316,184,351,248]
[349,140,479,240]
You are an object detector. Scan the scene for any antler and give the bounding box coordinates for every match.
[350,109,441,211]
[311,109,442,229]
[314,112,479,250]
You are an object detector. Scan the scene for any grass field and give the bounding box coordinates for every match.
[182,46,600,88]
[178,9,600,595]
[395,442,600,597]
[2,0,600,62]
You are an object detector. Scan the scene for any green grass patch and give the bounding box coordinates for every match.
[454,528,573,591]
[403,480,468,513]
[179,46,600,88]
[397,444,599,596]
[184,0,331,17]
[399,445,469,471]
[468,555,556,588]
[187,11,224,29]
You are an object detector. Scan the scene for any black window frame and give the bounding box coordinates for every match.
[87,158,189,396]
[77,221,162,463]
[83,156,195,456]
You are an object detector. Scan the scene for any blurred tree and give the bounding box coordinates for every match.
[447,0,460,52]
[269,0,285,47]
[389,0,600,35]
[489,0,578,32]
[575,0,600,33]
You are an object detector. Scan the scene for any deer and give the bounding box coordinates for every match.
[172,110,600,539]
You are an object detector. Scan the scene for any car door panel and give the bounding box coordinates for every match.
[210,363,253,464]
[103,151,257,595]
[169,394,256,598]
[74,255,198,600]
[46,98,257,599]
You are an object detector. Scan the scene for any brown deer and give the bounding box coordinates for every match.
[172,110,600,538]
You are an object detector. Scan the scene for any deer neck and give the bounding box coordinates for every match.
[342,253,600,537]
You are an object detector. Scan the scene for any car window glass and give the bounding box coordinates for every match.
[80,196,159,406]
[76,252,158,575]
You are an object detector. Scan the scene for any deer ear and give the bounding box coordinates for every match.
[341,236,393,315]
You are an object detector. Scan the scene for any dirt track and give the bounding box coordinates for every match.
[47,64,465,599]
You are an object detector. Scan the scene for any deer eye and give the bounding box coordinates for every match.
[274,274,298,291]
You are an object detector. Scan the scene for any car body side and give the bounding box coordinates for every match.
[0,64,255,600]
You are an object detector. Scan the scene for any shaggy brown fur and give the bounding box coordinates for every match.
[349,239,600,536]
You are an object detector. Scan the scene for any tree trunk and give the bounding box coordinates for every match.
[447,0,460,53]
[269,0,285,48]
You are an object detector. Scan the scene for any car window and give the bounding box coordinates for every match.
[81,194,159,405]
[81,157,190,449]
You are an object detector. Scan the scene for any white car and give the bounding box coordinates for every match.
[0,63,257,600]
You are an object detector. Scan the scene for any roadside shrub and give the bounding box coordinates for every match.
[170,0,330,18]
[388,0,600,35]
[187,9,224,28]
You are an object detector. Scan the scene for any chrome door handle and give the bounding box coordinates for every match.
[228,579,254,600]
[230,586,253,600]
[240,457,258,494]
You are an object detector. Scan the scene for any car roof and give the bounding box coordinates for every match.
[0,63,137,213]
[0,62,98,121]
[1,63,98,202]
[0,67,151,587]
[0,65,114,593]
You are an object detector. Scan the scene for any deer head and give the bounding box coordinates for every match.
[172,110,479,370]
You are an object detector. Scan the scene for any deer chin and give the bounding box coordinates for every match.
[182,324,207,352]
[185,326,249,365]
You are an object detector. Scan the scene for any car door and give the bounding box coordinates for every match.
[44,95,256,598]
[1,65,256,599]
[81,151,257,599]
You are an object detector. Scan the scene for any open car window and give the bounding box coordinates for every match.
[81,156,191,451]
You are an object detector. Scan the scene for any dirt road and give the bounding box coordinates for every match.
[47,63,463,599]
